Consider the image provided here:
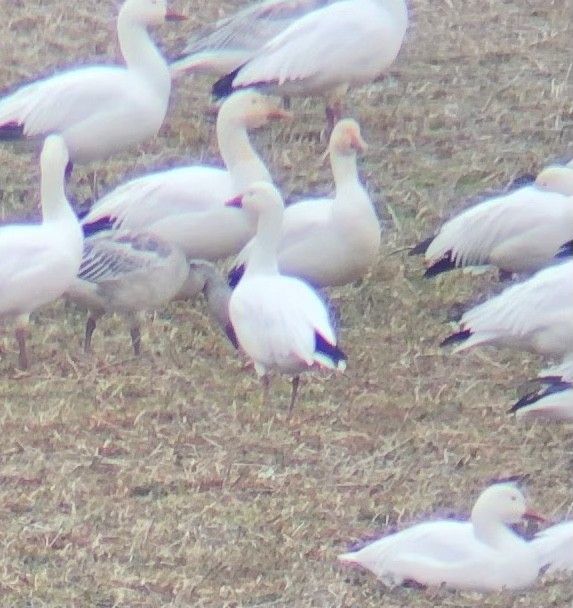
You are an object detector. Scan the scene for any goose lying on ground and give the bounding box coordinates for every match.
[0,0,184,169]
[441,261,573,358]
[227,182,346,413]
[338,483,544,591]
[209,0,408,132]
[531,522,573,575]
[229,119,380,288]
[414,167,573,277]
[81,90,290,259]
[0,136,83,368]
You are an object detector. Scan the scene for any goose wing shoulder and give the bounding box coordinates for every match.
[531,522,573,573]
[233,0,406,91]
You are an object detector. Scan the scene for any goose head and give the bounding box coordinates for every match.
[471,484,544,527]
[534,166,573,196]
[226,182,284,217]
[218,90,292,130]
[329,119,368,157]
[120,0,185,27]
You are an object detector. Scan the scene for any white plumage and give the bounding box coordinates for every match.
[0,135,83,368]
[227,182,346,412]
[229,118,380,288]
[442,261,573,358]
[210,0,408,129]
[424,173,573,276]
[338,483,543,591]
[0,0,182,165]
[531,522,573,575]
[171,0,331,77]
[81,90,290,259]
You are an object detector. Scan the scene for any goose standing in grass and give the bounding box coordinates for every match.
[509,354,573,423]
[81,90,291,259]
[66,232,233,354]
[208,0,408,132]
[227,182,346,413]
[531,522,573,575]
[229,119,380,288]
[0,0,184,169]
[441,260,573,357]
[0,135,83,369]
[171,0,331,78]
[338,483,544,591]
[414,167,573,277]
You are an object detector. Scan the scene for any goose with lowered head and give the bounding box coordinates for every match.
[227,182,346,413]
[338,483,544,591]
[81,90,290,260]
[229,119,380,288]
[0,135,83,368]
[0,0,184,169]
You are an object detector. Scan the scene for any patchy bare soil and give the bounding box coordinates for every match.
[0,0,572,606]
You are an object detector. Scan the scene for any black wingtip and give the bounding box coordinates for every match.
[555,240,572,260]
[0,122,24,140]
[212,67,241,99]
[227,264,245,289]
[315,332,347,367]
[440,328,471,348]
[506,172,536,192]
[409,236,434,257]
[508,380,572,414]
[424,252,456,278]
[81,216,115,237]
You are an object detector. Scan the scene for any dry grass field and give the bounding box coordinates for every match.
[0,0,572,606]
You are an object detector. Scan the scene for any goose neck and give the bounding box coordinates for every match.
[471,511,519,550]
[217,119,270,191]
[117,13,171,98]
[330,150,360,191]
[244,207,283,278]
[41,169,72,224]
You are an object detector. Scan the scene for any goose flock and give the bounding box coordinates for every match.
[0,0,571,596]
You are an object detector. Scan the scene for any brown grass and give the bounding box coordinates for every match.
[0,0,572,606]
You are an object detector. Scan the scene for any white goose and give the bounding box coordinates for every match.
[509,354,573,423]
[227,182,346,412]
[81,90,290,259]
[0,135,83,369]
[229,119,380,288]
[442,260,573,358]
[171,0,330,78]
[0,0,183,167]
[420,167,573,277]
[338,483,544,591]
[208,0,408,131]
[531,522,573,575]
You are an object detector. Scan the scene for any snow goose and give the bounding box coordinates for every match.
[338,483,544,591]
[531,522,573,575]
[210,0,408,131]
[509,354,573,423]
[0,0,184,167]
[65,230,192,354]
[81,90,291,259]
[171,0,331,78]
[227,182,346,412]
[0,135,83,369]
[417,173,573,277]
[229,119,380,288]
[441,260,573,357]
